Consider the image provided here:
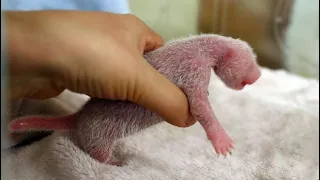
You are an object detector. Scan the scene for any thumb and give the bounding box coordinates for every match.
[134,59,195,127]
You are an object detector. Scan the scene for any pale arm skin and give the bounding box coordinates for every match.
[3,10,195,127]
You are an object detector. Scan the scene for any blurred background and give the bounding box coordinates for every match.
[129,0,319,80]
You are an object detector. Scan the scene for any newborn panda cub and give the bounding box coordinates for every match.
[9,34,261,165]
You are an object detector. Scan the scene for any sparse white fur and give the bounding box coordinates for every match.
[2,68,318,180]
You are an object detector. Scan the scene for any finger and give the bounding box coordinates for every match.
[148,30,164,48]
[140,34,164,54]
[131,15,164,54]
[134,59,193,128]
[185,116,197,127]
[136,14,164,48]
[141,26,164,53]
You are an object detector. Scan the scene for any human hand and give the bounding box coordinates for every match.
[5,10,195,127]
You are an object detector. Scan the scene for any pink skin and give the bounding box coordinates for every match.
[9,34,261,165]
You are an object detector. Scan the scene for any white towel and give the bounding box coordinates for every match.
[1,68,319,180]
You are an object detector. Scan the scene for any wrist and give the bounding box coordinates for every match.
[5,11,63,79]
[4,11,66,99]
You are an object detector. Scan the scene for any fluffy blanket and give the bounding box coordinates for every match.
[1,68,319,180]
